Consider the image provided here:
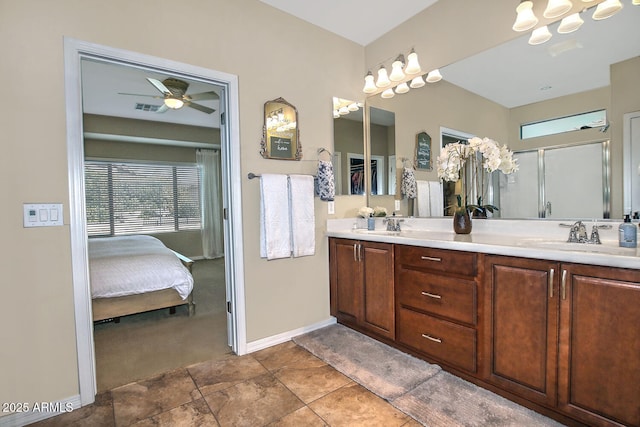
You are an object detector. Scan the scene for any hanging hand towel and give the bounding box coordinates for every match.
[316,160,335,201]
[416,180,430,216]
[401,167,417,199]
[428,181,444,216]
[289,174,316,257]
[260,174,291,260]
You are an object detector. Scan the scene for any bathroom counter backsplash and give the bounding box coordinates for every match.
[326,217,640,270]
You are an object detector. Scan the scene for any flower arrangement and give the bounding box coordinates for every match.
[437,137,518,216]
[358,206,388,218]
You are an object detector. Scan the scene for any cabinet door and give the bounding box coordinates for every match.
[361,241,394,339]
[329,238,362,323]
[558,264,640,427]
[484,255,559,407]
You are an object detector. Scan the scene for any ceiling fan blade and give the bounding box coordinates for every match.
[146,78,173,96]
[185,101,216,114]
[118,92,163,99]
[186,91,219,101]
[156,104,169,114]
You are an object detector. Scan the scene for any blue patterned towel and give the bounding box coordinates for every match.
[317,160,335,201]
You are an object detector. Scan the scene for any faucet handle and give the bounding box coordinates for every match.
[590,225,601,244]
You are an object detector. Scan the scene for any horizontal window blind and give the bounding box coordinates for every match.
[85,161,201,236]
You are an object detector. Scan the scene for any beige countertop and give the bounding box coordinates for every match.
[327,218,640,270]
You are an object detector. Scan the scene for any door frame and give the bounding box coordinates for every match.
[63,37,247,406]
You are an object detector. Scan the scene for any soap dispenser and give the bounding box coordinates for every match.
[618,214,637,248]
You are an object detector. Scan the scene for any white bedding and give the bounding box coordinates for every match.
[88,235,194,300]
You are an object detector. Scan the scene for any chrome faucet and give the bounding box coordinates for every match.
[566,220,602,244]
[384,215,403,232]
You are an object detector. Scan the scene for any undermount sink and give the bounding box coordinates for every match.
[516,239,637,256]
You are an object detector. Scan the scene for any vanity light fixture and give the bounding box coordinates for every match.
[376,65,391,88]
[381,88,395,99]
[362,71,377,93]
[405,49,422,75]
[425,69,442,83]
[633,0,639,6]
[592,0,623,20]
[395,82,410,94]
[513,0,539,31]
[410,75,425,88]
[389,55,406,82]
[348,103,359,111]
[338,106,350,115]
[544,0,573,18]
[529,25,553,44]
[557,12,584,33]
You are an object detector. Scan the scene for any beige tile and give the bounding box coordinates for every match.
[309,383,409,427]
[188,354,268,396]
[275,363,353,403]
[204,372,304,427]
[253,341,326,372]
[111,368,202,426]
[267,406,328,427]
[400,418,424,426]
[132,398,218,426]
[29,392,115,427]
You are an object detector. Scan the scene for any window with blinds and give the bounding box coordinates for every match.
[85,161,201,236]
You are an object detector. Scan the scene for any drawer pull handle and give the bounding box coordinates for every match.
[421,256,442,262]
[421,334,442,343]
[421,291,442,299]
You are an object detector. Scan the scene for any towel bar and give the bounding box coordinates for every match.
[248,172,316,180]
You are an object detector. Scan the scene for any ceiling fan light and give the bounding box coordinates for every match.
[592,0,623,20]
[389,55,406,81]
[558,12,584,33]
[404,50,421,75]
[164,98,184,109]
[410,75,425,88]
[376,66,391,88]
[426,69,442,83]
[513,1,539,32]
[363,71,377,93]
[543,0,572,19]
[395,82,410,94]
[529,26,553,45]
[381,88,395,99]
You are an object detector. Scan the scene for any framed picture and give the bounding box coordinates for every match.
[415,131,432,170]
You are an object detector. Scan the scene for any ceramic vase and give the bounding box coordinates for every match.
[453,209,472,234]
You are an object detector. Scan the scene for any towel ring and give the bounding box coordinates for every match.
[317,148,333,161]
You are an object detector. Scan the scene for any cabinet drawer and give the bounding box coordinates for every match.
[396,268,476,325]
[397,307,476,373]
[395,245,477,277]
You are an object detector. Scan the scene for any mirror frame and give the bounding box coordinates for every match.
[261,97,301,160]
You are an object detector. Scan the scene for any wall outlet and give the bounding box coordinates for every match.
[395,200,401,211]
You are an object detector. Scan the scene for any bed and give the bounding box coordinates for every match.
[88,235,195,322]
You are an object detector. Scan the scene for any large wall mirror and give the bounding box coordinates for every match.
[363,4,640,220]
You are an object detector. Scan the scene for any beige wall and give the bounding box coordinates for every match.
[1,0,363,413]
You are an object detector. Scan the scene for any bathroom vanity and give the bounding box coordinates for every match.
[328,218,640,427]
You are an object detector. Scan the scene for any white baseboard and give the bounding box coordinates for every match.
[246,317,336,353]
[0,394,81,427]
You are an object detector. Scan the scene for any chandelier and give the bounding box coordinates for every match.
[512,0,631,45]
[362,49,442,98]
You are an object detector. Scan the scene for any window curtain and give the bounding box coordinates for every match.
[197,149,224,259]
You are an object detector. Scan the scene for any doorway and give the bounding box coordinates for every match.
[64,38,246,406]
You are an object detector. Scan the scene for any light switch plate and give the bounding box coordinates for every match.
[328,201,335,215]
[23,203,63,227]
[395,200,401,211]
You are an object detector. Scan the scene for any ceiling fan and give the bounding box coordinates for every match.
[119,77,219,114]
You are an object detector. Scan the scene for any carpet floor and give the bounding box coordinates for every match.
[294,324,566,427]
[93,258,231,391]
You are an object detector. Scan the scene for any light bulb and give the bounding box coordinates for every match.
[389,55,406,81]
[362,71,376,93]
[529,25,552,45]
[410,75,425,88]
[395,83,410,94]
[513,1,539,32]
[376,66,391,88]
[543,0,572,18]
[381,88,395,99]
[592,0,623,20]
[404,50,421,75]
[426,69,442,83]
[558,12,584,33]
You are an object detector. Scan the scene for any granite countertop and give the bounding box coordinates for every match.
[327,217,640,270]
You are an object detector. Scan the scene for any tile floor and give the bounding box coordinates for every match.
[30,341,422,426]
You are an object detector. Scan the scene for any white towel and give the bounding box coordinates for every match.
[260,174,291,260]
[289,174,316,257]
[428,181,444,216]
[415,180,444,217]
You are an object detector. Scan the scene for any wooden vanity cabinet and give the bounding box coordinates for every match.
[557,264,640,427]
[395,245,479,373]
[329,238,395,340]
